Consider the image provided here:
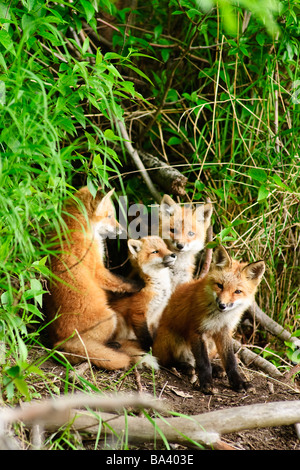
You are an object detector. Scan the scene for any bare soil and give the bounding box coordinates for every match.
[38,350,300,451]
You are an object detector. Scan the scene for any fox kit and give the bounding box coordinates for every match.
[44,186,148,371]
[152,245,265,393]
[110,236,176,349]
[159,194,213,290]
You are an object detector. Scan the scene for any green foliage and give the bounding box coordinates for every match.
[0,0,145,401]
[0,0,299,449]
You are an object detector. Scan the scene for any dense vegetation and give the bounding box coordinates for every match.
[0,0,299,424]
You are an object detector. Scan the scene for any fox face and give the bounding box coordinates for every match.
[128,236,177,275]
[91,189,122,239]
[205,245,265,314]
[159,194,212,253]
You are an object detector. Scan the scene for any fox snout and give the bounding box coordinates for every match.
[163,253,177,267]
[216,298,234,312]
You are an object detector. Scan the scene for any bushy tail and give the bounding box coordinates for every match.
[55,336,132,370]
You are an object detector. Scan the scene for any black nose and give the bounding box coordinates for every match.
[170,253,176,258]
[177,243,185,250]
[218,303,227,310]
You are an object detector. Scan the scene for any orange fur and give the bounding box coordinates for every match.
[44,187,146,370]
[159,194,213,289]
[152,246,265,392]
[110,236,176,347]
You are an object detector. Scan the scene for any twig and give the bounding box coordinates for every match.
[139,151,187,197]
[249,302,300,350]
[116,119,162,203]
[233,339,283,379]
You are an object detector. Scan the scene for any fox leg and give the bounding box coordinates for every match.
[98,271,142,294]
[213,328,251,392]
[191,335,214,394]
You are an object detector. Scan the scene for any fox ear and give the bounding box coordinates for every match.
[195,202,213,223]
[160,194,177,216]
[243,261,265,283]
[95,188,115,216]
[212,245,231,268]
[128,239,143,257]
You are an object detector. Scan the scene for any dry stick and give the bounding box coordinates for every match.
[232,339,283,379]
[0,392,162,431]
[116,119,162,203]
[40,400,300,448]
[249,302,300,350]
[138,151,188,197]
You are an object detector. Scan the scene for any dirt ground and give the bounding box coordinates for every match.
[39,350,300,451]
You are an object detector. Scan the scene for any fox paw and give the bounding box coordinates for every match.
[200,383,218,395]
[136,353,160,371]
[231,380,255,393]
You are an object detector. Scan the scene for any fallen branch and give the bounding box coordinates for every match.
[0,392,162,428]
[233,339,283,379]
[138,151,187,197]
[2,391,300,449]
[250,302,300,350]
[116,119,162,203]
[43,399,300,447]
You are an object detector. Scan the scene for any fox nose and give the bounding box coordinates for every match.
[218,303,227,311]
[163,253,177,266]
[176,243,185,250]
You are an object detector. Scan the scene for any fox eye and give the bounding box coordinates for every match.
[152,250,159,254]
[188,231,195,237]
[216,283,223,290]
[235,289,242,294]
[170,228,175,234]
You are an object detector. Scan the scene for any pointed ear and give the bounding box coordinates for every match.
[243,261,265,283]
[212,245,231,268]
[195,203,213,223]
[128,239,143,257]
[95,188,115,216]
[204,203,213,222]
[160,194,177,216]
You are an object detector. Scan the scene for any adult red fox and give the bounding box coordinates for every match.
[159,194,213,289]
[44,186,148,370]
[152,245,265,393]
[110,236,176,350]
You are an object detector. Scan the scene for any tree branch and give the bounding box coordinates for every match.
[116,119,162,203]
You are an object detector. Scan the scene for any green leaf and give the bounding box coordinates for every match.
[256,32,266,46]
[248,168,268,183]
[14,377,30,399]
[29,278,44,307]
[0,29,15,55]
[258,185,270,201]
[124,64,154,85]
[167,136,182,146]
[80,0,95,23]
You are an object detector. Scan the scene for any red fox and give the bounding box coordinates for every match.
[159,194,213,290]
[44,186,149,370]
[152,245,265,393]
[110,236,176,350]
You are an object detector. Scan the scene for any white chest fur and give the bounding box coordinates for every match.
[146,269,172,335]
